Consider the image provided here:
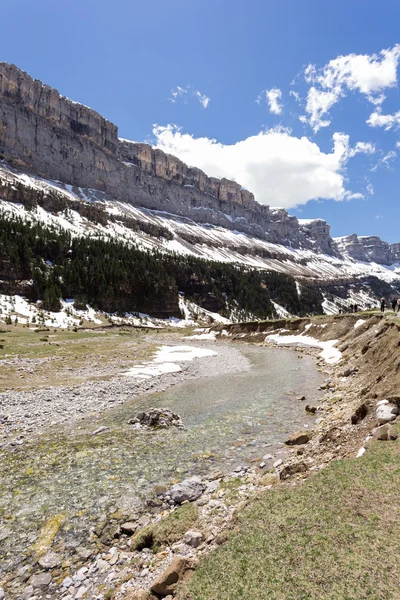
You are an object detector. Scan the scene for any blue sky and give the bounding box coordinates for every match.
[2,0,400,242]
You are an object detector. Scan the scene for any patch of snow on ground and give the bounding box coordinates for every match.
[354,319,366,329]
[265,333,342,364]
[271,301,292,318]
[125,344,217,379]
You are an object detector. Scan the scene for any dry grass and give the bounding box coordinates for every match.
[0,325,160,391]
[183,430,400,599]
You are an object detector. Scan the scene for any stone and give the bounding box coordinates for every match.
[351,402,368,425]
[208,470,224,481]
[280,461,307,480]
[285,431,311,445]
[62,576,73,588]
[372,424,398,441]
[262,454,273,461]
[168,478,207,504]
[129,408,184,429]
[92,426,110,435]
[376,403,398,425]
[0,587,4,600]
[183,530,203,548]
[37,550,61,569]
[31,572,52,589]
[150,556,197,596]
[75,586,88,599]
[273,459,283,468]
[305,405,317,413]
[121,522,137,535]
[342,367,357,377]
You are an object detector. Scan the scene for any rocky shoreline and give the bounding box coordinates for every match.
[0,339,250,447]
[2,315,399,600]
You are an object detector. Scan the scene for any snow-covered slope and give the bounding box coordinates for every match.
[1,162,400,315]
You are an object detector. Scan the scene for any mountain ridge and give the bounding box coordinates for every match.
[1,61,398,263]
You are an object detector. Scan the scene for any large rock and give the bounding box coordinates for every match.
[168,477,207,504]
[129,408,184,429]
[285,431,311,445]
[31,572,52,589]
[150,556,197,596]
[183,530,203,548]
[376,402,398,425]
[372,424,398,441]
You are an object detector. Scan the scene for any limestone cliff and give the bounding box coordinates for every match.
[0,62,334,253]
[333,234,397,265]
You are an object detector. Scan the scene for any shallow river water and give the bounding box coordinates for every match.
[0,344,323,572]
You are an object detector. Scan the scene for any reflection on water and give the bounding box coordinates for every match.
[0,345,322,571]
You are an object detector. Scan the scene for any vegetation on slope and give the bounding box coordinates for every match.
[0,215,323,318]
[184,433,400,600]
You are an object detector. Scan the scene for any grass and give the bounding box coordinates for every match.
[183,431,400,600]
[0,324,160,391]
[131,503,200,552]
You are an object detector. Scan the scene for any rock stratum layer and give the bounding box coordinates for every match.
[0,62,399,263]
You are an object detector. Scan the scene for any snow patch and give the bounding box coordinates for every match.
[265,333,342,364]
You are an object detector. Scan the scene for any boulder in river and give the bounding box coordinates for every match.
[129,408,184,429]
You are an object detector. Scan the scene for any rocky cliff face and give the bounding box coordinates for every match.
[0,62,335,253]
[390,243,400,262]
[333,234,397,265]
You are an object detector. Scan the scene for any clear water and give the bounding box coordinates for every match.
[0,345,322,572]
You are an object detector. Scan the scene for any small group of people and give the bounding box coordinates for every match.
[380,297,400,313]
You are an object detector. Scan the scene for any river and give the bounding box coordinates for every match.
[0,342,323,573]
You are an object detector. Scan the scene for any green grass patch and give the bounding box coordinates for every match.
[184,435,400,600]
[131,503,200,552]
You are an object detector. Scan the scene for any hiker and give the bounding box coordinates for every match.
[392,298,397,312]
[380,297,386,312]
[397,298,400,313]
[354,304,358,313]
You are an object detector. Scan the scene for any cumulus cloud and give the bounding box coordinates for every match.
[301,45,400,131]
[367,109,400,130]
[169,85,210,109]
[153,124,374,209]
[257,88,283,115]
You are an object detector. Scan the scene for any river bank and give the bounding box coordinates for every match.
[2,313,399,600]
[0,329,324,600]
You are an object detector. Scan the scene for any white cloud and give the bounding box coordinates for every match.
[193,89,210,109]
[301,45,400,131]
[367,109,400,130]
[258,88,283,115]
[289,90,301,102]
[169,85,210,109]
[153,124,373,209]
[371,150,397,171]
[170,86,188,102]
[366,183,374,195]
